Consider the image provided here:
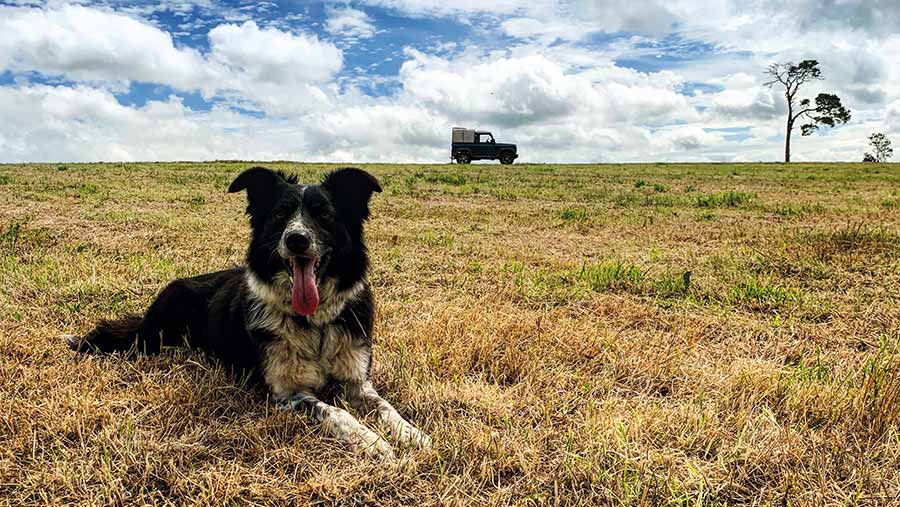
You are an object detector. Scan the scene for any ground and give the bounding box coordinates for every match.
[1,162,900,506]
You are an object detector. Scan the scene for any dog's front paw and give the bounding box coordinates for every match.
[354,428,395,460]
[396,424,431,450]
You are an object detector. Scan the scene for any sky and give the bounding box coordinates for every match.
[1,0,899,163]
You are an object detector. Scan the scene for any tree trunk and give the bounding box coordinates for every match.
[784,98,793,163]
[785,120,792,163]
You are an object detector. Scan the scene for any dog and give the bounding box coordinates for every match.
[63,166,429,459]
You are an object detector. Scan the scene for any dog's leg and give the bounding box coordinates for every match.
[278,390,395,460]
[347,381,431,449]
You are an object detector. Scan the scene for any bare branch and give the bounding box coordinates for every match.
[790,108,814,123]
[763,62,790,88]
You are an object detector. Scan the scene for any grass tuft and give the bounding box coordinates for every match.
[696,191,754,207]
[579,260,644,291]
[729,276,800,312]
[558,207,588,222]
[423,172,467,186]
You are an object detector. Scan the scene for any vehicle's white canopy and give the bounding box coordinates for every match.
[451,127,475,143]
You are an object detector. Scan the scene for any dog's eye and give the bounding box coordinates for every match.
[274,207,293,220]
[308,203,331,218]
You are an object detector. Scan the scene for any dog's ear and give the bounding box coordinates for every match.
[321,168,382,224]
[228,166,294,218]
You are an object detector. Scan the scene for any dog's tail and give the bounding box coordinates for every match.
[64,279,204,355]
[63,315,147,354]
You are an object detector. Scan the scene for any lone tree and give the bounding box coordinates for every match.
[765,60,851,162]
[864,132,893,162]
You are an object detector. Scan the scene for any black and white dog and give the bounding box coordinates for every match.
[64,166,429,459]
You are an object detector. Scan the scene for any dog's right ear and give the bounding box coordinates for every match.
[228,166,292,218]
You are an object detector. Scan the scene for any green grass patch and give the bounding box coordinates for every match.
[579,261,645,291]
[696,191,754,208]
[423,173,467,186]
[729,276,801,312]
[651,270,692,298]
[0,222,22,252]
[559,207,588,222]
[419,231,454,248]
[774,203,825,217]
[790,354,832,384]
[179,195,207,207]
[804,224,900,259]
[491,189,516,201]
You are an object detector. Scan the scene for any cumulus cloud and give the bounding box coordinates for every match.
[886,99,900,135]
[653,125,721,151]
[0,4,215,91]
[708,88,780,121]
[209,21,343,85]
[0,84,218,162]
[398,50,581,126]
[398,49,695,129]
[204,20,344,115]
[0,5,343,99]
[325,6,376,39]
[0,83,447,163]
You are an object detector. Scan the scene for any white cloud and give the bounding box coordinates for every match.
[0,4,215,91]
[886,100,900,135]
[325,6,376,39]
[0,84,216,162]
[357,0,535,18]
[209,21,343,85]
[398,48,695,129]
[708,88,780,121]
[653,125,721,151]
[0,83,448,163]
[0,5,344,96]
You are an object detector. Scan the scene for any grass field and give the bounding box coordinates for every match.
[2,161,900,506]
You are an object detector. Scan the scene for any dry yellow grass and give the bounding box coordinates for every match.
[1,161,900,506]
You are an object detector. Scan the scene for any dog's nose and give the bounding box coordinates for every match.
[284,231,311,254]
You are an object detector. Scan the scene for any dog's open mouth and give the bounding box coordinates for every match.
[288,257,319,316]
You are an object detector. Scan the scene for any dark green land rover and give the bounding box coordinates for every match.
[451,127,518,164]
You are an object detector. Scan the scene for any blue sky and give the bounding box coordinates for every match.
[1,0,898,162]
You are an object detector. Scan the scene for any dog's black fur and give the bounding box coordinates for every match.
[66,166,429,458]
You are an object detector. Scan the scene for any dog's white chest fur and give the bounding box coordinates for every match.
[246,273,370,399]
[262,323,370,398]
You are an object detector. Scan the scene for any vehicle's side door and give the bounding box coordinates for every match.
[473,133,494,158]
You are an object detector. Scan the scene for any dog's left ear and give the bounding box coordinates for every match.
[321,167,382,224]
[228,166,293,220]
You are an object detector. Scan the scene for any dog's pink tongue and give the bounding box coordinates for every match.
[291,260,319,316]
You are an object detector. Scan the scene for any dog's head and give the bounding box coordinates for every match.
[228,166,381,316]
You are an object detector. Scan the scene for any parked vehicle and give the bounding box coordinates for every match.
[451,128,518,164]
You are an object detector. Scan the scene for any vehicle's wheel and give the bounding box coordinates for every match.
[499,152,515,165]
[456,152,471,164]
